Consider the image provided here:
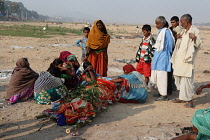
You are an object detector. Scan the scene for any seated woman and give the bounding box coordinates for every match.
[112,64,148,103]
[81,61,116,105]
[58,51,81,89]
[172,107,210,140]
[34,59,69,105]
[58,51,80,70]
[6,58,39,104]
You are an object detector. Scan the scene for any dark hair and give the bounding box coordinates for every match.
[52,58,63,66]
[142,24,151,31]
[96,20,107,34]
[181,14,192,23]
[164,21,169,28]
[83,27,90,32]
[47,58,63,77]
[170,16,179,22]
[83,61,92,70]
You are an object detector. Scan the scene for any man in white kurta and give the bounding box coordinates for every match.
[171,14,202,107]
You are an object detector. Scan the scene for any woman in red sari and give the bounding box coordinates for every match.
[86,20,110,77]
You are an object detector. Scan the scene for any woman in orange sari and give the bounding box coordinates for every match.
[86,20,110,77]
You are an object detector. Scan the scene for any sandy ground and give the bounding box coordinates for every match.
[0,22,210,140]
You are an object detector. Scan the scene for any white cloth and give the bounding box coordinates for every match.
[171,25,202,77]
[174,75,194,101]
[150,70,167,96]
[153,28,174,52]
[153,28,167,52]
[173,26,182,34]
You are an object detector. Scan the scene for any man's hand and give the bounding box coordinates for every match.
[189,33,196,40]
[177,34,182,39]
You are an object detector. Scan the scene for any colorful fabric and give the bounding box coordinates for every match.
[152,28,175,72]
[117,71,148,103]
[67,54,77,62]
[86,20,110,50]
[35,85,68,104]
[9,86,34,104]
[59,51,72,63]
[136,62,151,77]
[192,107,210,140]
[34,71,63,97]
[88,50,108,77]
[97,78,116,104]
[6,58,39,99]
[136,36,155,62]
[123,64,136,73]
[57,98,95,124]
[81,75,116,106]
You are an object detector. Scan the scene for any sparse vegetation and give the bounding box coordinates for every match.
[0,24,83,38]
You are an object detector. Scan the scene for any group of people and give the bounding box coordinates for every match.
[135,14,202,109]
[5,14,210,139]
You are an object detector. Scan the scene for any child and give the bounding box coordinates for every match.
[170,16,182,42]
[75,27,90,61]
[136,24,155,86]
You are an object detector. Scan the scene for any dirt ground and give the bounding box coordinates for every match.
[0,22,210,140]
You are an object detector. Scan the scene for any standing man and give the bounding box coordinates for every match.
[167,16,183,95]
[171,14,202,108]
[151,16,175,101]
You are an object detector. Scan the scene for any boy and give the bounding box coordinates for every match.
[170,16,182,42]
[75,27,90,61]
[136,24,155,87]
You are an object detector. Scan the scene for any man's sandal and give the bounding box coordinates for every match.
[171,98,185,103]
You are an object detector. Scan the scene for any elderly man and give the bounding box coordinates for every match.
[151,16,175,101]
[171,14,202,108]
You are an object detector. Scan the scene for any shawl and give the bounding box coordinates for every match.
[59,51,71,63]
[153,28,174,52]
[86,20,110,50]
[192,107,210,140]
[67,54,77,62]
[6,58,39,99]
[34,71,63,97]
[123,64,136,73]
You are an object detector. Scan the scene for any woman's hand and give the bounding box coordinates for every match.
[57,63,67,71]
[88,65,94,72]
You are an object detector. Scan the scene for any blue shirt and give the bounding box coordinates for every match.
[75,37,88,53]
[152,28,174,72]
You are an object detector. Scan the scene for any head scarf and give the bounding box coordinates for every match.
[6,58,39,99]
[34,71,63,97]
[86,20,110,50]
[59,51,71,63]
[67,54,77,62]
[123,64,136,73]
[192,107,210,140]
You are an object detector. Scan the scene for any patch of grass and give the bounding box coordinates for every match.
[0,24,83,38]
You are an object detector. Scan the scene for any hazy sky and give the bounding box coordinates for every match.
[11,0,210,24]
